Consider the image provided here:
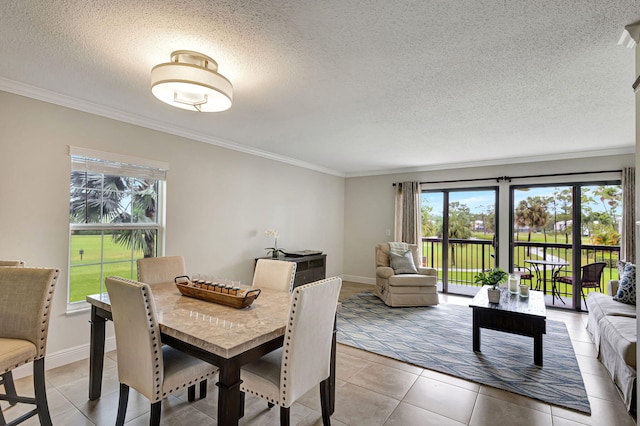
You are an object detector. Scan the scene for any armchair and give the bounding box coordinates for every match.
[375,243,438,307]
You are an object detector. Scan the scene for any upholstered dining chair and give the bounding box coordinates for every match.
[0,260,25,267]
[0,260,25,411]
[0,267,59,426]
[555,262,607,306]
[105,276,218,426]
[240,277,342,426]
[252,259,297,293]
[137,255,186,285]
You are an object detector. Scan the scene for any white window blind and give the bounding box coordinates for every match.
[69,146,168,181]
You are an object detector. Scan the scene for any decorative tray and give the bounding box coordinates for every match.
[174,276,261,309]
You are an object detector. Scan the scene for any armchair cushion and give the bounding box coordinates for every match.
[613,263,636,305]
[389,250,418,274]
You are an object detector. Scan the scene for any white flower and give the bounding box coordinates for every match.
[264,229,280,238]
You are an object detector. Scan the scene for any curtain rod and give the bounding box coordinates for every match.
[392,169,622,187]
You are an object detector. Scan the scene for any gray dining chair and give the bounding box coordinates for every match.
[0,267,59,426]
[252,259,297,293]
[105,276,218,426]
[240,277,342,426]
[137,255,186,285]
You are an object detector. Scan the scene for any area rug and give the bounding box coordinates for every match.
[336,292,591,414]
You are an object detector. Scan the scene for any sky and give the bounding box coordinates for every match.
[421,185,621,217]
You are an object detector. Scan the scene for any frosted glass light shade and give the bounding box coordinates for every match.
[151,51,233,112]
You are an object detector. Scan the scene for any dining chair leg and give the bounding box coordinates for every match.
[320,377,331,426]
[199,379,207,399]
[115,383,129,426]
[0,405,6,426]
[150,401,162,426]
[33,358,52,426]
[1,372,17,405]
[280,406,290,426]
[187,384,196,402]
[239,391,245,418]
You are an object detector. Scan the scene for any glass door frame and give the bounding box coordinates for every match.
[422,186,499,294]
[509,180,621,310]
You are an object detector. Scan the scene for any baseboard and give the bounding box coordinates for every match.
[341,275,376,285]
[12,336,117,379]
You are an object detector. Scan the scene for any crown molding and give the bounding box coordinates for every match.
[345,146,636,178]
[618,22,640,48]
[0,77,345,178]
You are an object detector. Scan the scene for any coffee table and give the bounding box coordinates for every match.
[469,286,547,366]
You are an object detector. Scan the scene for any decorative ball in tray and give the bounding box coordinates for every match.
[174,276,261,309]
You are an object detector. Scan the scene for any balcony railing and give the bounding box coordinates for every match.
[421,237,620,307]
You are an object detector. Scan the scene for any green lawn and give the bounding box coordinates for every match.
[69,234,143,302]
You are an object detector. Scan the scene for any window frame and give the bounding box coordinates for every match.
[67,147,167,312]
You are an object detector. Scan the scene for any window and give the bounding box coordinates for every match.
[68,147,167,309]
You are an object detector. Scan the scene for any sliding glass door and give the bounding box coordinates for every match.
[422,188,498,295]
[510,182,621,309]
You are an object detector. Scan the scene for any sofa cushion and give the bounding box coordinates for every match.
[588,292,636,320]
[389,250,418,274]
[599,315,637,368]
[613,263,636,305]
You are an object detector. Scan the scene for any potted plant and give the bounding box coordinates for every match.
[474,268,508,303]
[264,229,285,259]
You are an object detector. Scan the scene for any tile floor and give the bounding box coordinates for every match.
[1,282,636,425]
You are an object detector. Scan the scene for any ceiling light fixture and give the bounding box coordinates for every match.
[151,50,233,112]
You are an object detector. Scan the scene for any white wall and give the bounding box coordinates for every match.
[343,155,635,283]
[0,91,345,360]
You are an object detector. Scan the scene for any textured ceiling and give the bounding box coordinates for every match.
[0,1,637,176]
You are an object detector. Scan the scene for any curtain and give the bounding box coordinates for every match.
[394,181,421,245]
[620,167,636,263]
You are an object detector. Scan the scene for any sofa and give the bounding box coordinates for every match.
[375,243,438,307]
[586,279,636,411]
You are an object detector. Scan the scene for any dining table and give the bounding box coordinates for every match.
[524,259,569,304]
[86,281,337,426]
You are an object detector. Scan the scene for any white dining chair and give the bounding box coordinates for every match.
[137,255,186,285]
[240,277,342,426]
[0,267,59,426]
[105,276,218,426]
[252,259,297,293]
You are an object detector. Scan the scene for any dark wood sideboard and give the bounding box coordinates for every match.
[254,254,327,289]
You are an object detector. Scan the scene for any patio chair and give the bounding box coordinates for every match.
[555,262,607,306]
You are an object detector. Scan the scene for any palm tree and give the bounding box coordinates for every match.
[446,202,472,266]
[70,172,158,257]
[592,186,621,223]
[514,197,549,254]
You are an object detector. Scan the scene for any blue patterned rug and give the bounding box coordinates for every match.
[337,292,590,414]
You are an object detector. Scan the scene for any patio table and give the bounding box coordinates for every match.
[524,259,569,304]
